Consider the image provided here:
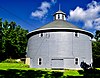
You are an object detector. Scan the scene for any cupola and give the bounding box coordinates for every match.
[53,10,66,21]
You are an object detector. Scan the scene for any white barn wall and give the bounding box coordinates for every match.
[27,31,92,69]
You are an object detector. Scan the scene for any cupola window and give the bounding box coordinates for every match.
[58,14,60,19]
[62,15,64,19]
[53,10,66,21]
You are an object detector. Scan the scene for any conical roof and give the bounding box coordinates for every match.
[38,20,80,30]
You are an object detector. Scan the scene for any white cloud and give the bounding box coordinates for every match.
[31,0,56,19]
[67,7,86,21]
[93,18,100,30]
[67,1,100,30]
[31,1,50,18]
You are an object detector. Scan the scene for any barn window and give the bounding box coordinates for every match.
[75,58,78,65]
[39,33,44,37]
[74,32,79,37]
[38,58,42,65]
[46,33,50,38]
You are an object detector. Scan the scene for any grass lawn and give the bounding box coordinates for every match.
[64,69,83,76]
[0,63,29,70]
[0,63,100,77]
[0,63,82,76]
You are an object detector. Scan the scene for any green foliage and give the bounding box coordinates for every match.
[1,59,18,63]
[1,59,23,63]
[92,41,100,67]
[92,30,100,67]
[95,30,100,41]
[0,18,2,60]
[0,18,28,61]
[78,69,100,77]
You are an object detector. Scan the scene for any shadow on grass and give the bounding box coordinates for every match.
[0,69,63,78]
[0,69,100,78]
[0,69,44,78]
[78,69,100,77]
[64,69,100,78]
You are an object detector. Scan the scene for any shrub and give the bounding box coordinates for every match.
[1,59,22,63]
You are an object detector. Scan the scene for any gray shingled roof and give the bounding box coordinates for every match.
[38,20,81,30]
[28,20,93,38]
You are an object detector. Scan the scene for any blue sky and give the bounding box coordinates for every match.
[0,0,100,34]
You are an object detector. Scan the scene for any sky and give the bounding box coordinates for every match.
[0,0,100,34]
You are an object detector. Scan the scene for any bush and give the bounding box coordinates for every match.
[1,59,22,63]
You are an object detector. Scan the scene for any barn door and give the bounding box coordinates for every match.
[51,59,64,69]
[64,58,75,68]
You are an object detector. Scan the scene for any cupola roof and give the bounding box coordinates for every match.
[54,10,66,15]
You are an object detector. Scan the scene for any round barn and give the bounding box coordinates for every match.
[26,10,93,69]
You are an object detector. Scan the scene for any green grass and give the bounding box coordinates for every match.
[0,63,29,70]
[96,68,100,70]
[64,70,83,76]
[0,63,100,77]
[0,63,82,76]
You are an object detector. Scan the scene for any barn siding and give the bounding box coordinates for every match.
[27,31,92,69]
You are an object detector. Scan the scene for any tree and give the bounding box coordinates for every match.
[92,41,100,67]
[1,19,28,61]
[0,18,3,61]
[0,18,2,47]
[92,30,100,67]
[95,30,100,41]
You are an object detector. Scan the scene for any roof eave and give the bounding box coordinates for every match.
[27,28,93,38]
